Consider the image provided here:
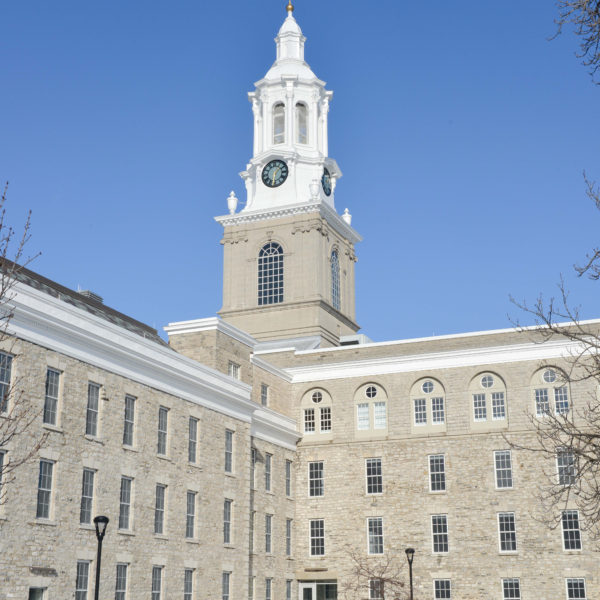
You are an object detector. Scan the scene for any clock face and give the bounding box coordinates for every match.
[321,167,332,196]
[262,160,289,188]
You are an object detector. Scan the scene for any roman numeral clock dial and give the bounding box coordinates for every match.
[262,159,289,188]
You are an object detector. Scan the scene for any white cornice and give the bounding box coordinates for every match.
[215,201,362,245]
[284,338,589,383]
[164,317,257,348]
[251,407,300,451]
[9,282,257,423]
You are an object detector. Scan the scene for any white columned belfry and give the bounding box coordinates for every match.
[215,3,361,347]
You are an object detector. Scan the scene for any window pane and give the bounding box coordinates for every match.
[562,510,582,550]
[494,450,513,489]
[310,519,325,555]
[502,578,520,599]
[273,104,285,144]
[86,383,100,436]
[225,430,233,473]
[265,453,272,492]
[357,404,369,430]
[498,512,517,552]
[75,561,89,600]
[258,243,284,305]
[154,484,165,535]
[115,564,128,600]
[79,469,94,524]
[224,499,232,544]
[367,517,383,554]
[123,395,135,446]
[473,393,486,421]
[555,386,569,414]
[296,103,308,144]
[157,407,168,455]
[432,515,448,553]
[304,408,315,433]
[151,566,162,600]
[535,388,550,416]
[36,460,53,519]
[184,569,193,600]
[188,417,198,463]
[119,477,132,530]
[331,250,340,310]
[566,578,586,599]
[0,353,13,412]
[309,462,324,497]
[434,580,451,599]
[414,398,427,425]
[320,407,332,432]
[366,458,383,494]
[265,514,272,553]
[492,392,506,420]
[186,491,196,539]
[432,397,445,424]
[557,450,576,485]
[429,455,446,492]
[43,369,60,425]
[373,402,386,429]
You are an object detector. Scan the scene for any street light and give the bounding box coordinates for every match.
[405,547,415,600]
[93,515,109,600]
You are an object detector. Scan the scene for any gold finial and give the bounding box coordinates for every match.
[286,0,294,13]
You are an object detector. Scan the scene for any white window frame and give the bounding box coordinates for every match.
[369,579,384,600]
[118,476,133,530]
[188,417,198,464]
[494,450,513,489]
[304,408,315,433]
[151,566,162,600]
[557,449,576,486]
[414,398,427,425]
[431,514,448,554]
[36,459,54,520]
[502,578,521,600]
[115,564,128,600]
[562,510,582,551]
[123,395,135,447]
[265,513,272,553]
[223,499,233,544]
[0,352,13,413]
[285,459,292,497]
[432,396,445,424]
[498,512,517,553]
[260,383,269,407]
[154,484,166,535]
[225,429,234,473]
[473,393,487,421]
[434,579,451,599]
[75,560,90,600]
[310,519,325,556]
[43,368,60,426]
[265,453,272,492]
[566,578,587,599]
[186,491,196,539]
[85,382,100,437]
[79,468,95,525]
[286,518,292,556]
[222,572,231,600]
[308,461,324,497]
[429,454,446,492]
[184,568,194,600]
[366,458,383,495]
[228,361,241,380]
[367,517,384,555]
[157,406,168,456]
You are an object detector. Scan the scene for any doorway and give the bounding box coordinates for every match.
[299,581,337,600]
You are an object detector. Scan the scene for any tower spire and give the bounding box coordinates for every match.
[286,0,294,13]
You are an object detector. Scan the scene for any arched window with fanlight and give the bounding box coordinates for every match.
[296,102,308,144]
[331,250,340,310]
[258,242,284,305]
[273,103,285,145]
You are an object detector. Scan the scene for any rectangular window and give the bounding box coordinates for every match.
[285,459,292,497]
[320,406,332,432]
[186,491,196,539]
[0,352,13,413]
[286,580,292,600]
[367,517,384,554]
[188,417,198,463]
[431,515,448,553]
[223,499,232,544]
[43,368,60,425]
[304,408,315,433]
[250,511,255,554]
[429,454,446,492]
[228,361,240,380]
[310,519,325,556]
[75,561,89,600]
[184,569,194,600]
[85,383,100,436]
[157,406,168,455]
[373,402,386,429]
[79,468,95,525]
[535,388,550,416]
[357,403,370,430]
[562,510,582,550]
[557,450,576,485]
[502,578,521,599]
[123,395,135,446]
[473,393,486,421]
[494,450,513,489]
[151,566,162,600]
[414,398,427,425]
[265,514,272,553]
[434,580,451,599]
[366,458,383,494]
[432,397,445,424]
[251,448,257,488]
[369,579,384,600]
[265,578,272,600]
[0,451,4,498]
[265,453,272,492]
[222,572,231,600]
[566,578,587,599]
[115,564,128,600]
[36,460,54,519]
[309,461,324,497]
[261,383,269,406]
[492,392,506,420]
[555,386,569,414]
[225,430,233,473]
[498,512,517,552]
[154,484,166,535]
[286,518,292,556]
[118,476,132,530]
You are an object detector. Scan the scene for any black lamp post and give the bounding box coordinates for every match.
[405,547,415,600]
[93,515,109,600]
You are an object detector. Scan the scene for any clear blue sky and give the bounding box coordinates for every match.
[2,1,599,342]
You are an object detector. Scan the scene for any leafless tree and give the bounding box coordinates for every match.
[509,176,600,540]
[340,546,409,600]
[0,182,46,504]
[554,0,600,83]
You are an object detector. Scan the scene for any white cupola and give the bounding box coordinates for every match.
[239,2,342,213]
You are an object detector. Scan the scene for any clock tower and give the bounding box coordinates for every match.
[216,3,361,347]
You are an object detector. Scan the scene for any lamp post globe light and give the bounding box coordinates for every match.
[405,547,415,600]
[93,515,109,600]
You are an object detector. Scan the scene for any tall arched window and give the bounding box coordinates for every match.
[273,103,285,145]
[331,250,340,310]
[296,103,308,144]
[258,242,284,305]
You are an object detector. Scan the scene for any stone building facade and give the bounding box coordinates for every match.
[1,3,598,600]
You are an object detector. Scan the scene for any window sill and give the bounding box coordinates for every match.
[265,490,275,496]
[224,472,236,478]
[42,424,63,434]
[122,445,138,453]
[187,462,202,470]
[117,529,135,537]
[154,534,169,540]
[224,544,236,550]
[32,519,57,527]
[499,551,518,555]
[84,434,104,445]
[429,490,447,494]
[563,549,582,554]
[185,538,200,545]
[156,454,171,462]
[79,523,95,531]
